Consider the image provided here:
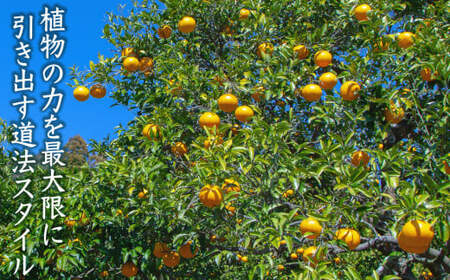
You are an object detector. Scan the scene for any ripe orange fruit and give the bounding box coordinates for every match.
[351,150,369,167]
[296,248,304,255]
[319,72,337,90]
[157,25,172,39]
[123,57,140,72]
[199,184,223,208]
[241,256,248,262]
[178,16,196,34]
[239,8,250,20]
[222,179,240,195]
[277,264,285,271]
[300,217,322,239]
[398,220,434,254]
[235,105,254,122]
[397,32,415,49]
[121,261,138,278]
[100,270,109,277]
[282,189,294,198]
[139,57,153,72]
[354,4,371,22]
[314,50,332,67]
[385,101,405,124]
[340,81,360,101]
[257,42,274,58]
[199,112,220,130]
[335,228,361,250]
[179,241,198,259]
[204,136,224,149]
[301,84,322,102]
[142,124,161,140]
[121,47,137,58]
[378,144,384,150]
[420,68,433,81]
[290,253,298,260]
[171,142,188,156]
[334,257,341,264]
[218,93,239,113]
[293,45,309,59]
[225,203,236,215]
[137,191,146,199]
[73,86,89,102]
[89,84,106,99]
[163,251,180,268]
[153,242,169,258]
[302,246,319,264]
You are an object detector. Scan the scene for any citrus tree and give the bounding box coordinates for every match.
[1,0,449,279]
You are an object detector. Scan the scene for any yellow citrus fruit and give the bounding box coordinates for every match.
[235,105,254,122]
[142,124,161,140]
[296,248,304,255]
[398,220,434,254]
[139,57,153,72]
[257,42,274,58]
[163,251,180,268]
[293,45,309,59]
[239,8,250,20]
[351,150,369,167]
[199,112,220,130]
[335,228,361,250]
[397,32,415,49]
[277,264,285,271]
[199,184,223,208]
[300,217,322,239]
[314,50,332,67]
[354,4,372,22]
[121,261,138,278]
[241,256,248,262]
[319,72,337,90]
[222,179,240,195]
[138,191,146,199]
[89,84,106,99]
[123,57,140,72]
[340,81,360,101]
[301,84,322,102]
[218,93,239,113]
[121,47,137,58]
[171,142,188,156]
[153,242,169,258]
[385,101,405,124]
[302,246,319,264]
[73,86,89,102]
[179,241,198,259]
[225,203,236,215]
[290,253,298,260]
[178,16,196,34]
[157,25,172,39]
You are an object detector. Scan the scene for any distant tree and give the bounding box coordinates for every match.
[88,152,106,167]
[62,135,88,167]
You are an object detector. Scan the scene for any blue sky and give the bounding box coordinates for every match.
[1,0,136,152]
